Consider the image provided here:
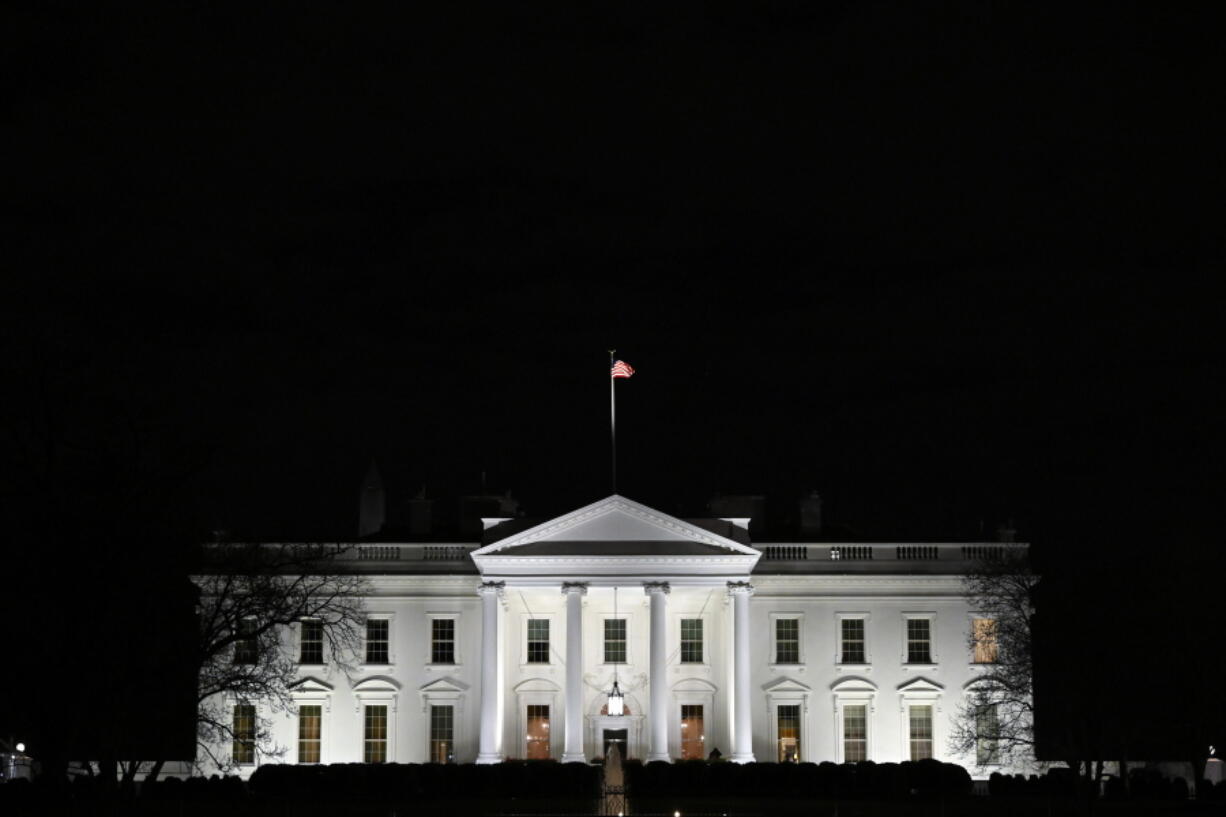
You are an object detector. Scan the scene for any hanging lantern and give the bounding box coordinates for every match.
[607,678,625,716]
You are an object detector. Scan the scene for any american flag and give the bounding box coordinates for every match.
[610,359,635,379]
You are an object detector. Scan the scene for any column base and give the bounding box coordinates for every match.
[475,753,503,764]
[646,752,671,763]
[561,752,587,764]
[731,753,756,764]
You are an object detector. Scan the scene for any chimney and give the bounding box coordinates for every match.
[358,460,386,538]
[996,519,1017,543]
[798,490,823,538]
[407,486,433,536]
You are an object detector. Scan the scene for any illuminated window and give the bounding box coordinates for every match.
[775,618,800,664]
[843,705,867,762]
[976,704,1000,765]
[906,618,932,664]
[298,705,321,763]
[526,619,550,663]
[364,705,388,763]
[300,620,323,664]
[972,618,998,663]
[431,619,455,664]
[680,704,705,759]
[680,619,703,663]
[429,705,454,763]
[777,705,801,762]
[526,705,550,759]
[841,618,866,663]
[604,618,626,664]
[366,619,389,664]
[909,705,933,760]
[232,704,255,764]
[233,618,258,665]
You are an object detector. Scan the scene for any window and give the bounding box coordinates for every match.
[526,619,550,663]
[906,618,932,664]
[843,704,867,762]
[300,620,323,664]
[909,705,933,760]
[363,705,388,763]
[298,705,321,763]
[431,619,455,664]
[976,704,1000,765]
[972,618,998,663]
[775,618,800,664]
[680,704,705,759]
[841,618,866,664]
[366,619,390,664]
[604,618,626,664]
[429,705,454,764]
[777,704,801,762]
[233,619,258,665]
[680,618,703,663]
[232,704,255,764]
[526,705,550,759]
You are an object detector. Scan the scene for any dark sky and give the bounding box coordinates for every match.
[5,2,1221,551]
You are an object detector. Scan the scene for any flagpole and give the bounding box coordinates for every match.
[609,349,617,494]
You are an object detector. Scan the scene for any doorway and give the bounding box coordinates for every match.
[602,728,629,759]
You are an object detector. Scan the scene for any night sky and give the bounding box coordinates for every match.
[3,2,1222,762]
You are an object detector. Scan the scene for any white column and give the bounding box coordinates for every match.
[476,581,504,764]
[728,581,755,763]
[561,582,588,763]
[644,581,671,762]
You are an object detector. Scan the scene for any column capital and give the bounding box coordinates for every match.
[561,582,589,596]
[477,580,506,597]
[642,581,671,595]
[726,581,754,597]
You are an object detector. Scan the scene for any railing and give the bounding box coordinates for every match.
[755,542,1028,567]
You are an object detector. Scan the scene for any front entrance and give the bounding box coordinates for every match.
[603,728,628,759]
[526,705,551,759]
[680,704,705,759]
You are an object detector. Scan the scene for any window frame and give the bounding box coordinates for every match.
[969,614,999,665]
[233,617,259,665]
[907,703,935,761]
[676,614,709,665]
[769,612,804,668]
[831,678,877,764]
[524,616,552,665]
[290,679,333,765]
[298,618,324,666]
[427,613,459,667]
[897,677,944,761]
[835,612,872,668]
[231,702,257,766]
[352,677,399,763]
[602,616,628,665]
[297,703,323,764]
[428,703,455,764]
[763,678,811,764]
[364,613,395,667]
[902,613,938,667]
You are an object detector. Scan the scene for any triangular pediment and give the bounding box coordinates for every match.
[473,495,758,556]
[419,676,469,694]
[898,677,944,694]
[290,676,334,694]
[762,676,811,694]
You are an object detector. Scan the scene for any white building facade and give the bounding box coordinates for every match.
[205,495,1024,775]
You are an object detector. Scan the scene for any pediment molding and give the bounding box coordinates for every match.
[830,676,878,693]
[474,495,759,556]
[419,676,469,694]
[290,676,334,694]
[353,675,402,693]
[762,676,811,693]
[897,677,944,694]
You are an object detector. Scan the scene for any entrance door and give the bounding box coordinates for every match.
[680,704,705,759]
[526,705,551,759]
[602,728,629,759]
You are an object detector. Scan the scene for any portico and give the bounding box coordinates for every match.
[470,495,761,763]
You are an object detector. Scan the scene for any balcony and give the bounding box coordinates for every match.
[754,542,1027,574]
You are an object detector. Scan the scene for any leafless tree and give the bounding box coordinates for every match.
[948,547,1039,770]
[193,542,368,772]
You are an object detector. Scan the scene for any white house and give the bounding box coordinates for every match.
[201,493,1025,776]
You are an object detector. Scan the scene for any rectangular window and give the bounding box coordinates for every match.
[300,620,323,664]
[777,704,801,762]
[233,619,258,665]
[909,705,933,760]
[431,619,455,664]
[680,618,703,663]
[364,705,388,763]
[604,618,626,664]
[232,704,255,764]
[775,618,800,664]
[976,705,1000,765]
[527,619,550,663]
[526,705,550,759]
[972,618,998,663]
[430,705,454,764]
[843,705,867,762]
[298,705,321,763]
[841,618,866,664]
[906,618,932,664]
[366,619,390,664]
[680,704,705,759]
